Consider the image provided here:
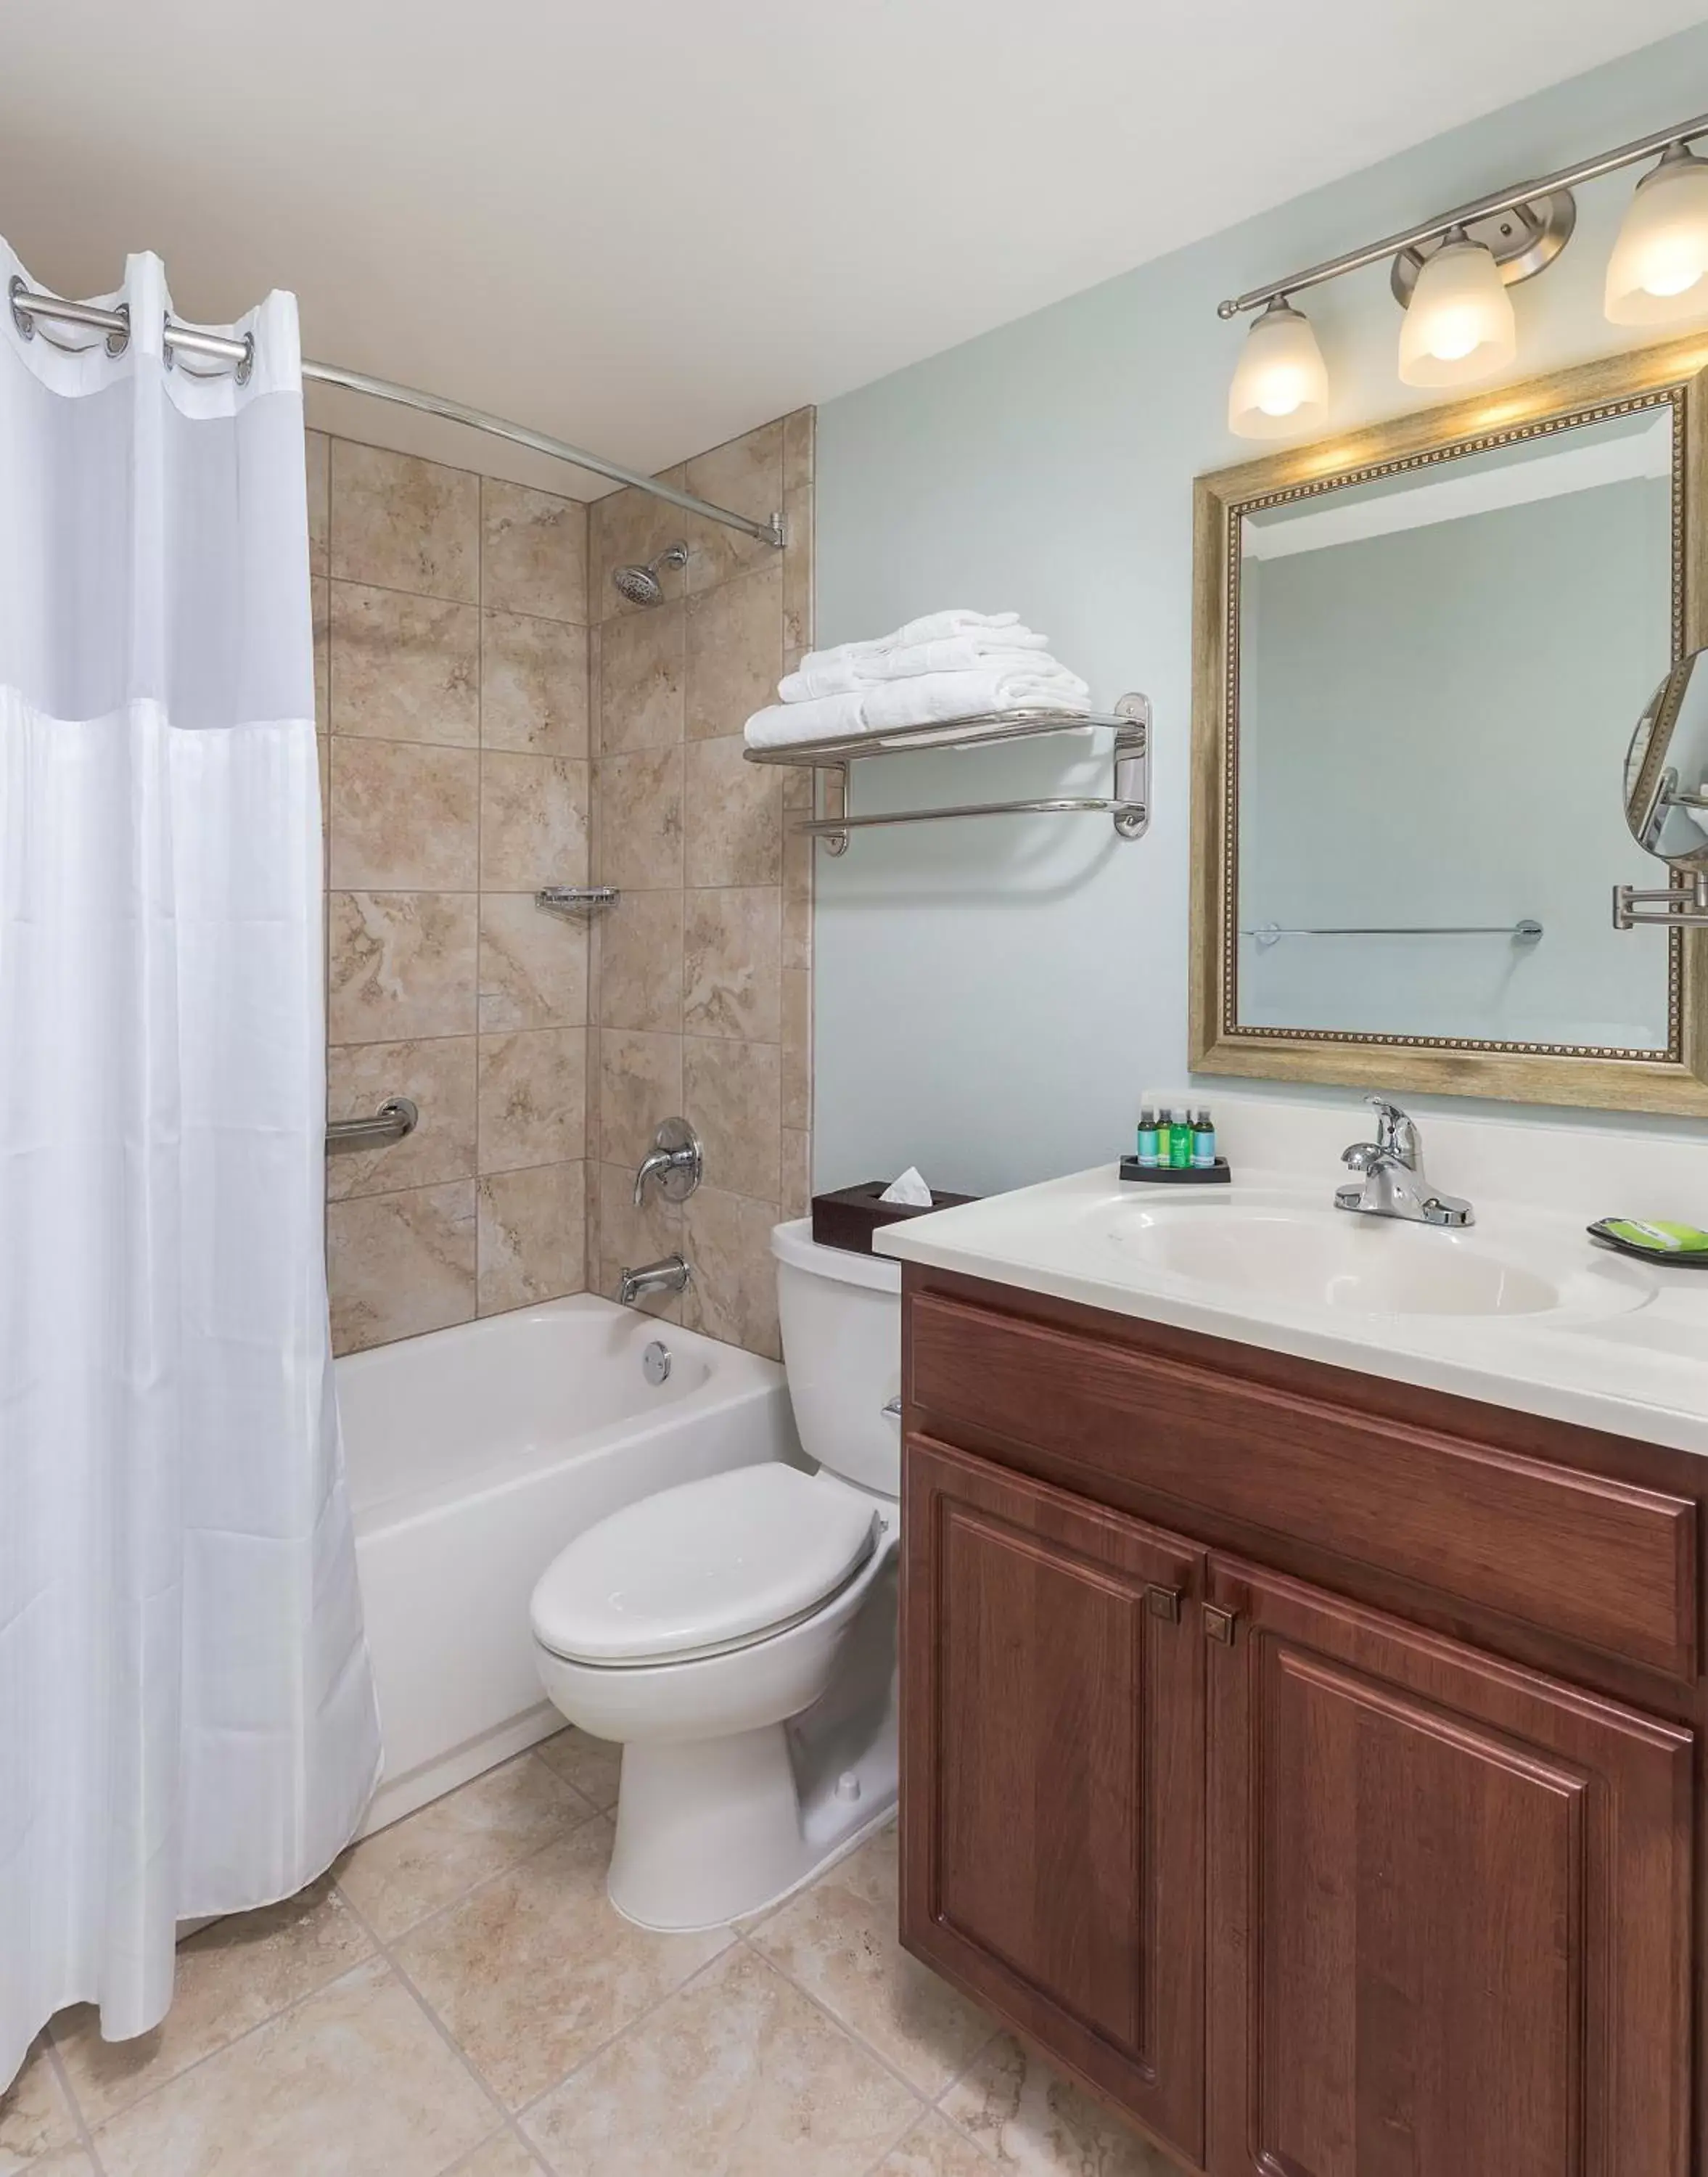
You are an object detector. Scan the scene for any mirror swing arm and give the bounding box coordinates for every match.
[1616,872,1708,930]
[1191,330,1708,1116]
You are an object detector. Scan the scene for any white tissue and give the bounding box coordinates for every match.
[879,1166,933,1208]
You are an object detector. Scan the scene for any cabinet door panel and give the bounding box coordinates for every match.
[902,1434,1207,2162]
[1207,1557,1693,2177]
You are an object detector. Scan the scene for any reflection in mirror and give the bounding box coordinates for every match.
[1234,402,1675,1052]
[1626,649,1708,869]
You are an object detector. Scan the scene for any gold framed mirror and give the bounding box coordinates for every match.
[1190,333,1708,1115]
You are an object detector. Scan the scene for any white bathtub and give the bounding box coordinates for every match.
[339,1295,800,1835]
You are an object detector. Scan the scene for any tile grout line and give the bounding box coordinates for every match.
[731,1925,996,2138]
[505,1932,747,2147]
[329,1863,549,2177]
[322,440,336,1218]
[44,2031,109,2177]
[49,1755,595,2157]
[332,1760,606,1952]
[331,569,592,634]
[852,2100,1002,2177]
[475,499,488,1312]
[51,1947,386,2155]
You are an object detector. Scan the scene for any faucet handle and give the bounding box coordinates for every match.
[1363,1094,1416,1160]
[632,1117,703,1207]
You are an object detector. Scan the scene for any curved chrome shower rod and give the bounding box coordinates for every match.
[6,282,786,548]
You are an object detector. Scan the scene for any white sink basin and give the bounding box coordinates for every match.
[1101,1198,1651,1320]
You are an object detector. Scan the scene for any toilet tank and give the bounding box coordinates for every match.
[771,1219,902,1499]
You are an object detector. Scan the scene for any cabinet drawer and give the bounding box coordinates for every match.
[908,1292,1699,1680]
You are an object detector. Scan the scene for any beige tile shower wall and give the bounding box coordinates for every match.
[308,430,593,1354]
[587,409,815,1361]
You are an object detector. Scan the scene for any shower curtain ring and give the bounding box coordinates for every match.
[9,276,34,341]
[235,330,254,387]
[104,304,129,358]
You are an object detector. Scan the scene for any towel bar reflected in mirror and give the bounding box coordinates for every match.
[1242,919,1544,948]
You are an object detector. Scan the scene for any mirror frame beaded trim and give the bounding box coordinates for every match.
[1190,332,1708,1118]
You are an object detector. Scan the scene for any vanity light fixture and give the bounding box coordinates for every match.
[1606,142,1708,323]
[1218,109,1708,427]
[1396,229,1516,387]
[1226,298,1329,437]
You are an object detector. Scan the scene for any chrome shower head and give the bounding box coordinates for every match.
[611,541,689,607]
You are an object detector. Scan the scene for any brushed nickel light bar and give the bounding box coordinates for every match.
[5,279,785,547]
[1218,109,1708,319]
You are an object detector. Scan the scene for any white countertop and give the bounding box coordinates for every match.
[876,1159,1708,1459]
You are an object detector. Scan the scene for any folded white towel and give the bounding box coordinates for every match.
[776,656,869,701]
[861,641,1088,689]
[890,609,1025,644]
[862,669,1092,731]
[743,689,869,750]
[790,616,1049,682]
[778,640,1079,705]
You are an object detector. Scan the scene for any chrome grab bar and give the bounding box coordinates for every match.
[327,1096,419,1152]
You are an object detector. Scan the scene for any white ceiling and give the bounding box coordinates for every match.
[1,1,1701,496]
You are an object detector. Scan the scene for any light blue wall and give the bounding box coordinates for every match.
[813,25,1708,1197]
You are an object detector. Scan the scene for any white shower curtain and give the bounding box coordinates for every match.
[0,247,381,2088]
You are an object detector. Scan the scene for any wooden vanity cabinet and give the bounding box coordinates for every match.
[898,1266,1701,2177]
[900,1438,1208,2160]
[1206,1556,1692,2177]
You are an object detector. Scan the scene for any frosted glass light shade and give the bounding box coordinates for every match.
[1228,303,1329,439]
[1397,237,1516,387]
[1606,149,1708,324]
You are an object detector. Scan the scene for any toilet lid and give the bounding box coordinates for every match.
[531,1464,880,1665]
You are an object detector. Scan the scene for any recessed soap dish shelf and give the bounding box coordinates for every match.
[742,692,1151,855]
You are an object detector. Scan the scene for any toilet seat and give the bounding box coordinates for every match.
[532,1464,881,1668]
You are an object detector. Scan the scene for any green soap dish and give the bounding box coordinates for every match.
[1587,1217,1708,1266]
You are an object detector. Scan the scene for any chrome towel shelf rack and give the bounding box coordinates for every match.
[327,1096,418,1152]
[742,694,1151,855]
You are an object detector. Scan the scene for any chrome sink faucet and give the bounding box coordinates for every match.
[1334,1095,1474,1229]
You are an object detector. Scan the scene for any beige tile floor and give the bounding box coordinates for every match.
[2,1732,1181,2177]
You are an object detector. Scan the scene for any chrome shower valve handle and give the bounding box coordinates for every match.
[633,1118,703,1206]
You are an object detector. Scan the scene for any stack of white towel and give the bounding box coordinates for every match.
[743,610,1091,750]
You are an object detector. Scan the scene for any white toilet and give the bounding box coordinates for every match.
[530,1219,903,1930]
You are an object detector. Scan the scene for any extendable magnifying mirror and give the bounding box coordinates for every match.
[1616,649,1708,926]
